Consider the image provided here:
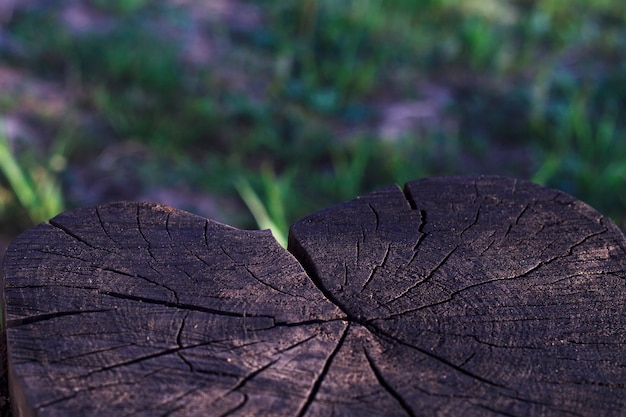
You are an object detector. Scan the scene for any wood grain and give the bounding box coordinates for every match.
[3,176,626,416]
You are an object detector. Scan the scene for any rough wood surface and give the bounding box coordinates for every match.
[3,176,626,416]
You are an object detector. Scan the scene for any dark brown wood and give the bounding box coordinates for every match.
[3,176,626,416]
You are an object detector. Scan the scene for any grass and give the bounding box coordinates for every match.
[0,127,65,229]
[0,0,625,240]
[235,172,289,247]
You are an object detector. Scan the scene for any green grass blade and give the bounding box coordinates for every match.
[235,177,288,248]
[0,135,39,222]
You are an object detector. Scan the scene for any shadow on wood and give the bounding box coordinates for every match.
[3,176,626,416]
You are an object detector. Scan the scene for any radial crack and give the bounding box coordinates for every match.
[157,387,201,417]
[224,359,278,397]
[95,206,117,245]
[244,266,306,299]
[368,203,381,231]
[460,205,481,237]
[218,393,248,417]
[275,334,318,353]
[379,259,547,320]
[6,309,112,328]
[176,313,194,372]
[387,333,509,391]
[136,205,157,263]
[272,317,347,327]
[204,220,210,247]
[73,338,228,381]
[406,210,428,267]
[473,402,519,417]
[296,321,350,417]
[288,236,352,319]
[361,242,391,292]
[385,246,457,306]
[51,343,136,365]
[363,347,416,417]
[49,219,97,249]
[165,213,173,242]
[100,290,273,319]
[514,204,530,225]
[401,184,419,210]
[99,265,179,304]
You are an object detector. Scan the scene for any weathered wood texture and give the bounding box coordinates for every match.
[3,176,626,416]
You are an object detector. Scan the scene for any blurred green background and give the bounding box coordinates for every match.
[0,0,625,248]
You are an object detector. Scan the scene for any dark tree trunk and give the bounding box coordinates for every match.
[3,176,626,416]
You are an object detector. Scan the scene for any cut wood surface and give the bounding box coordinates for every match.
[3,176,626,416]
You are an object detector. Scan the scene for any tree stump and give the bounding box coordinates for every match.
[3,176,626,416]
